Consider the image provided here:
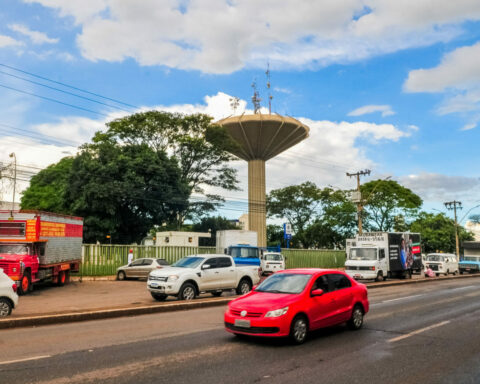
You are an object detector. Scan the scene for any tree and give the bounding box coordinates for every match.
[409,212,474,254]
[266,224,284,247]
[267,182,356,248]
[469,214,480,224]
[191,216,238,246]
[94,111,240,221]
[361,179,422,231]
[21,157,74,213]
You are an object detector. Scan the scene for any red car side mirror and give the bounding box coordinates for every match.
[311,289,324,297]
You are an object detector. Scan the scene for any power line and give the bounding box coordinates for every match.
[0,70,133,114]
[0,63,139,110]
[0,83,110,117]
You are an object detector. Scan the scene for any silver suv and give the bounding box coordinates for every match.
[0,268,19,317]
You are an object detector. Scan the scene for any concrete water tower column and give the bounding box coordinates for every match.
[248,159,266,247]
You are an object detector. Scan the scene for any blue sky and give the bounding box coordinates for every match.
[0,0,480,224]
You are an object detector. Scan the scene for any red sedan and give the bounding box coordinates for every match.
[224,269,369,344]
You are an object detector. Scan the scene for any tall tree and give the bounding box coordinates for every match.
[361,179,422,231]
[21,157,73,213]
[409,212,474,254]
[94,111,240,221]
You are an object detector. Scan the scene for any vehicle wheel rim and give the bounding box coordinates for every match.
[241,282,250,294]
[0,302,9,317]
[353,309,363,328]
[21,276,28,292]
[293,319,307,342]
[118,272,125,280]
[183,287,195,300]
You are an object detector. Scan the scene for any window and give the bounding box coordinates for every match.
[327,274,351,291]
[379,249,385,259]
[312,275,329,292]
[204,258,218,269]
[0,222,26,237]
[36,243,46,256]
[156,258,169,266]
[130,259,144,267]
[218,257,232,268]
[143,259,153,265]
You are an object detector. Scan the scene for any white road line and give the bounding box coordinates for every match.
[381,294,424,303]
[0,355,51,365]
[388,320,450,343]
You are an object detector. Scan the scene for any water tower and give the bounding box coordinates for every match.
[216,113,310,247]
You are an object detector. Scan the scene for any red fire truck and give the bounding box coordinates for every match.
[0,211,83,295]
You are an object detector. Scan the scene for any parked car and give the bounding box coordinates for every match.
[147,254,261,301]
[425,253,458,276]
[224,268,369,344]
[117,258,169,280]
[459,255,480,274]
[0,268,19,317]
[260,252,285,275]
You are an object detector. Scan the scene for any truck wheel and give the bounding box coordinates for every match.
[178,283,196,301]
[117,271,126,281]
[211,291,223,297]
[18,272,31,295]
[347,304,364,330]
[236,278,252,295]
[151,292,167,301]
[289,315,308,344]
[460,270,464,275]
[375,272,383,282]
[0,298,12,317]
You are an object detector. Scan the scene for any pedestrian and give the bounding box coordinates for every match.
[128,249,134,264]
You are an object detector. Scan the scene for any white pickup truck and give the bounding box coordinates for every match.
[147,254,261,301]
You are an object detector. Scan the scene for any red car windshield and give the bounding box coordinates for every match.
[255,273,312,294]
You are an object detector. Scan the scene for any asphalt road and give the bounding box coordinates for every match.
[1,278,480,384]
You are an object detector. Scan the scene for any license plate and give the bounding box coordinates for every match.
[150,282,159,287]
[234,319,251,328]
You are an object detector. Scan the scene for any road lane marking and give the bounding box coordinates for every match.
[388,320,450,343]
[381,294,424,303]
[0,355,51,365]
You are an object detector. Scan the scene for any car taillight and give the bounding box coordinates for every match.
[12,283,17,293]
[156,266,163,269]
[370,266,376,271]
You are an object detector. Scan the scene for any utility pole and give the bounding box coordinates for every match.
[346,169,371,234]
[9,153,16,214]
[445,200,462,257]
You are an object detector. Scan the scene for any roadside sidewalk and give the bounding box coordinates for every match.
[1,273,479,329]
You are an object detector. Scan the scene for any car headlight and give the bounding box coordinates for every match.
[265,306,289,318]
[168,275,179,281]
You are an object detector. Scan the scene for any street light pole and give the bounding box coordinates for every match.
[9,152,16,213]
[445,200,462,257]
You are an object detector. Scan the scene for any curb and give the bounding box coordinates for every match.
[2,273,479,330]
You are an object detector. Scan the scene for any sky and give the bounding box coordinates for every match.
[0,0,480,225]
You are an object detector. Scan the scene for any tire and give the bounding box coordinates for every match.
[236,278,252,295]
[117,271,126,281]
[151,292,167,301]
[460,270,464,275]
[447,269,450,276]
[289,315,308,344]
[347,304,364,330]
[453,270,458,276]
[375,272,382,282]
[178,283,196,301]
[211,291,223,297]
[0,298,12,317]
[18,271,31,295]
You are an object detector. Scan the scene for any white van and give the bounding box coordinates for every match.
[260,252,285,275]
[0,268,19,317]
[425,253,458,276]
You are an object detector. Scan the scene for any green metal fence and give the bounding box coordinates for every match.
[79,245,345,276]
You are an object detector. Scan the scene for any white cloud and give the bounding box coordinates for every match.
[404,41,480,129]
[9,24,59,45]
[0,35,23,48]
[348,104,395,117]
[400,173,480,202]
[22,0,480,73]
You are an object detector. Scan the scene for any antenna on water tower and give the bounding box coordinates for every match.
[266,62,273,114]
[251,80,261,114]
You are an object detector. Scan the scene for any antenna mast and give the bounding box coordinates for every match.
[266,63,273,114]
[251,81,261,114]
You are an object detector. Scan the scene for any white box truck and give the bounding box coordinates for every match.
[345,232,422,281]
[216,230,260,267]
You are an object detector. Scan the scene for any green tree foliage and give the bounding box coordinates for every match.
[266,224,284,247]
[469,214,480,224]
[409,212,474,254]
[21,157,73,213]
[95,111,240,220]
[361,179,422,231]
[267,182,356,248]
[191,216,238,246]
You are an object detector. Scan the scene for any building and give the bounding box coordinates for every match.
[463,241,480,257]
[238,214,249,230]
[155,231,211,247]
